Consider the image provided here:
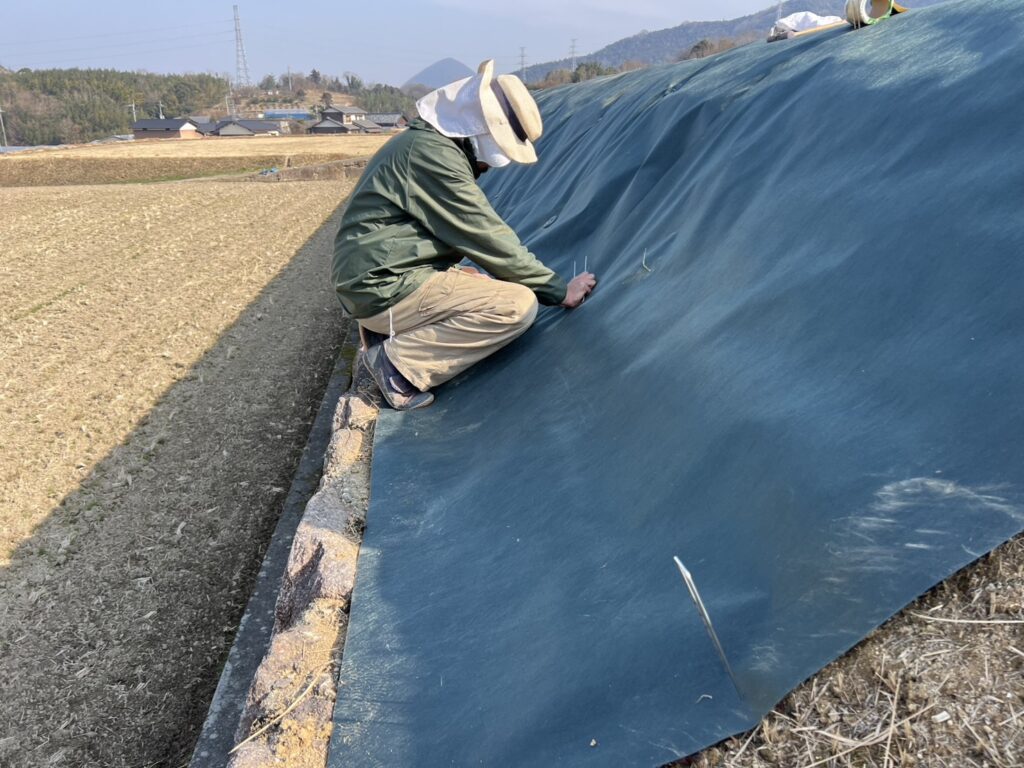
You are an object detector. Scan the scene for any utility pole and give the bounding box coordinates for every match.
[519,47,527,82]
[287,65,293,92]
[570,39,577,71]
[0,104,8,148]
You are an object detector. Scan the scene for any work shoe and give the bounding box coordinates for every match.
[363,344,434,411]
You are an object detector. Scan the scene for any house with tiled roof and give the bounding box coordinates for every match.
[210,119,280,137]
[307,117,357,134]
[132,118,201,140]
[367,113,408,130]
[319,105,367,124]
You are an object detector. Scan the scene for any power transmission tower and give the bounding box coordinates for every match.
[233,4,252,89]
[570,39,577,71]
[0,104,7,148]
[519,47,527,81]
[126,102,137,122]
[777,0,783,20]
[157,101,165,119]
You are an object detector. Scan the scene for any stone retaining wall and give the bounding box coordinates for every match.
[227,358,378,767]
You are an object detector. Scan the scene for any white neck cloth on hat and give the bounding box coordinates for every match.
[416,75,488,138]
[417,76,513,168]
[470,134,511,168]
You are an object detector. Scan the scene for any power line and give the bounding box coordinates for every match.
[0,20,233,47]
[8,29,234,59]
[9,38,236,69]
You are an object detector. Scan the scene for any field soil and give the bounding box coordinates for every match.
[0,134,390,186]
[0,178,357,766]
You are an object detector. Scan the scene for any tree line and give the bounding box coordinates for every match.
[0,68,227,146]
[0,65,416,146]
[250,70,416,118]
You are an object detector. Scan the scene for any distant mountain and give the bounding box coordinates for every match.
[404,58,474,89]
[522,0,949,82]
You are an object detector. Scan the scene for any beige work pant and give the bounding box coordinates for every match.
[359,268,539,391]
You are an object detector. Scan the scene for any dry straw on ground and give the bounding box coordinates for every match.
[677,536,1024,768]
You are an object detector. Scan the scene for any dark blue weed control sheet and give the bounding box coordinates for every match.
[331,2,1024,764]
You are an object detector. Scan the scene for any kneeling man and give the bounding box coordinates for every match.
[332,59,596,410]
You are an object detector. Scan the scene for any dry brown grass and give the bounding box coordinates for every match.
[0,134,390,186]
[0,179,356,766]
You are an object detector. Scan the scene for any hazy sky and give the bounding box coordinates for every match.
[1,0,785,85]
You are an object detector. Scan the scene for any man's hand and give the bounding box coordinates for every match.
[561,272,597,308]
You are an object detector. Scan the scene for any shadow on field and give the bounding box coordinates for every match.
[0,203,353,768]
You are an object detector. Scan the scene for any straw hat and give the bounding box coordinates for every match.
[476,59,543,164]
[415,59,543,165]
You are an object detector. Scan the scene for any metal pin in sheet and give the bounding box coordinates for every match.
[582,255,588,304]
[673,556,742,698]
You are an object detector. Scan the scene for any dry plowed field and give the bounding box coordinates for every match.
[0,134,389,186]
[0,175,359,765]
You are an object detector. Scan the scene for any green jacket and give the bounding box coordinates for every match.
[332,119,567,319]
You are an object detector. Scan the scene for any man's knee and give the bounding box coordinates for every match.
[509,284,539,329]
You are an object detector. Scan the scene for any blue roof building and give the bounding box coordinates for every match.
[262,109,314,121]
